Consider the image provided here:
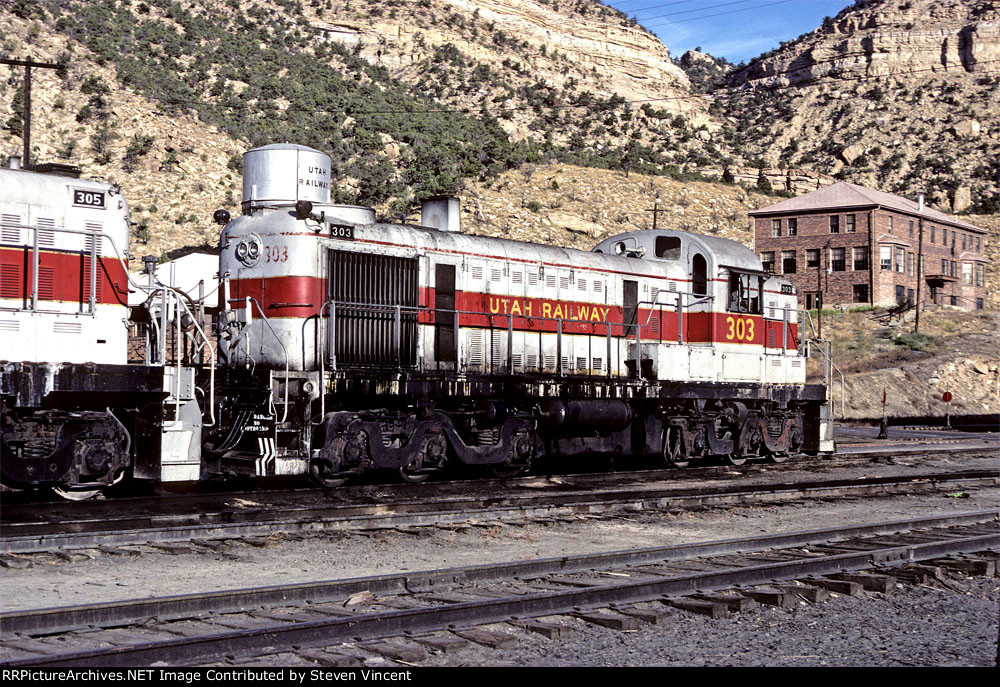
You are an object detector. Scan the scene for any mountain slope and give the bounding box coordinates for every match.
[720,0,1000,213]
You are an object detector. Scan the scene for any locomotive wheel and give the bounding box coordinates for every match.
[662,426,690,469]
[767,451,789,464]
[723,454,747,466]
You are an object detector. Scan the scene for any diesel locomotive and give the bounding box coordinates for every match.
[1,144,834,495]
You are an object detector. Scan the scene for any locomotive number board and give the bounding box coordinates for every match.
[72,189,106,209]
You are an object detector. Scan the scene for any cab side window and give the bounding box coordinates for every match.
[727,272,761,314]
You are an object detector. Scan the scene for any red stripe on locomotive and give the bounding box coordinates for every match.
[0,247,129,306]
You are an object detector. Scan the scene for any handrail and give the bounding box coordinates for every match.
[227,297,290,424]
[4,220,217,427]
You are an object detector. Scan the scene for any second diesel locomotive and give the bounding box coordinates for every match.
[205,144,833,485]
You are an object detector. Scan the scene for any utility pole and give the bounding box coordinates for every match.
[1,57,63,169]
[647,197,662,230]
[914,193,925,335]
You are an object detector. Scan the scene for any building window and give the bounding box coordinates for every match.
[895,247,904,273]
[950,295,957,306]
[976,237,981,252]
[942,228,947,245]
[831,247,845,272]
[896,285,906,305]
[961,234,966,250]
[887,216,893,234]
[846,214,856,233]
[880,246,892,270]
[830,215,839,233]
[941,258,948,274]
[977,298,984,310]
[919,256,924,277]
[907,252,914,277]
[951,233,956,249]
[976,263,985,286]
[963,263,973,285]
[853,246,869,271]
[853,284,869,303]
[761,251,775,272]
[930,226,935,243]
[787,218,797,236]
[806,249,820,268]
[771,219,781,237]
[950,260,956,277]
[782,250,797,274]
[908,221,914,238]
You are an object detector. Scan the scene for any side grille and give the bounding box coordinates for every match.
[328,250,418,368]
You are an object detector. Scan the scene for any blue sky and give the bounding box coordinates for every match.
[604,0,855,64]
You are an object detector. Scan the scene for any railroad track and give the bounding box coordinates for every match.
[0,470,1000,554]
[1,510,996,667]
[3,469,997,557]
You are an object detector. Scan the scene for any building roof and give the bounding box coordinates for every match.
[749,182,987,234]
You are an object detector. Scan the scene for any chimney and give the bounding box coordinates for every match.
[8,155,21,170]
[421,196,461,233]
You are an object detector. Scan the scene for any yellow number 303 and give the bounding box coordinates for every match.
[725,316,755,342]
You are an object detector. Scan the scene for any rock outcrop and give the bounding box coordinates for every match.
[729,0,1000,88]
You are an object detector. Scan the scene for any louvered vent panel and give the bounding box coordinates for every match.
[468,331,484,367]
[512,271,523,285]
[592,357,603,372]
[1,214,20,243]
[0,320,18,331]
[37,218,55,247]
[593,280,602,292]
[791,359,802,368]
[490,268,502,282]
[526,354,538,370]
[559,276,570,290]
[511,353,522,369]
[490,330,502,366]
[546,274,556,289]
[471,266,483,280]
[544,354,555,370]
[37,267,55,300]
[53,322,82,334]
[528,272,538,286]
[0,263,22,299]
[576,356,587,371]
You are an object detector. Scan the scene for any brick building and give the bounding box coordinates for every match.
[750,182,989,311]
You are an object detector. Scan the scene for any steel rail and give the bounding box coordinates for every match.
[2,471,997,554]
[1,510,994,639]
[2,512,996,667]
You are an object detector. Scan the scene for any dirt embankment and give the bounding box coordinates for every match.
[809,308,999,421]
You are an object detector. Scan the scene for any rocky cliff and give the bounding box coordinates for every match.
[721,0,999,214]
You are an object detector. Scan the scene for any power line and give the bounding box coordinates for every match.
[641,0,796,27]
[632,0,758,20]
